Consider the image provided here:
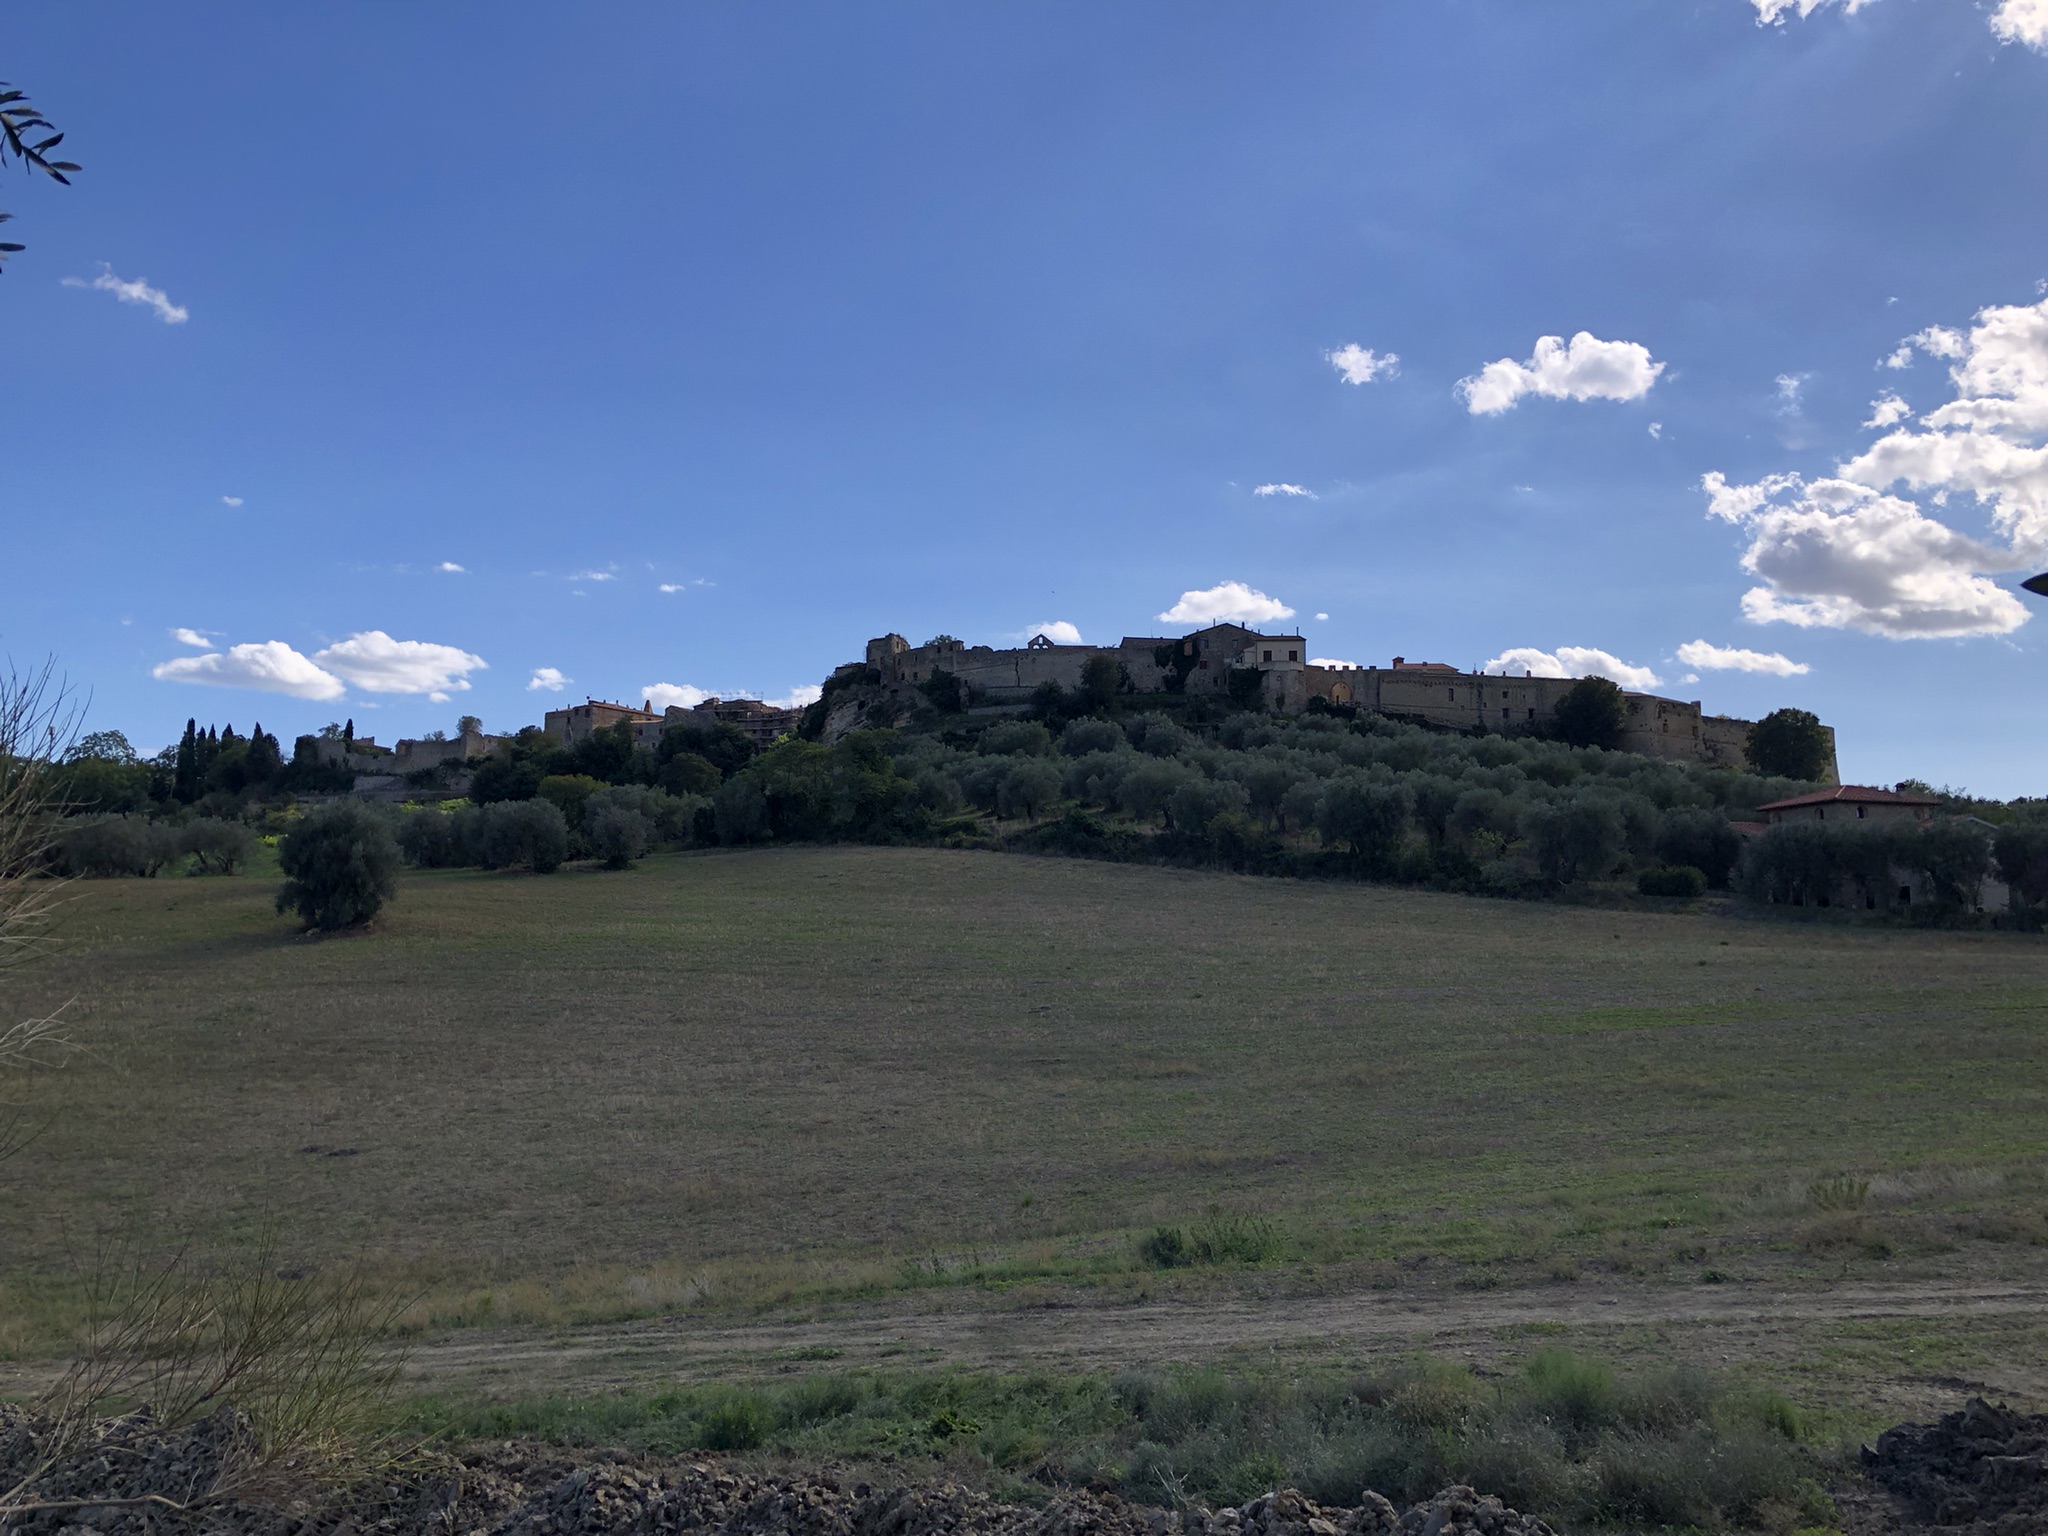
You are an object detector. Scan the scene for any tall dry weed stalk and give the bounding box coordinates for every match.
[0,657,82,1162]
[1,1243,412,1522]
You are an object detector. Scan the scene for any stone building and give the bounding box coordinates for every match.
[851,620,1838,779]
[1755,785,1938,826]
[630,696,804,751]
[542,698,661,746]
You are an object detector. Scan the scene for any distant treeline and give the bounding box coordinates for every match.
[43,694,2048,926]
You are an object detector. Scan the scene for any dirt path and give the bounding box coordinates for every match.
[392,1277,2048,1410]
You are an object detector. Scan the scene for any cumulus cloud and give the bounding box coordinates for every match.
[62,263,190,324]
[1649,422,1663,439]
[437,561,466,574]
[221,496,243,508]
[1992,0,2048,48]
[1253,483,1315,498]
[170,627,214,648]
[1310,656,1362,669]
[1022,621,1084,644]
[1157,581,1297,627]
[527,667,570,693]
[152,641,345,701]
[1865,393,1911,429]
[1314,612,1330,622]
[1674,639,1810,677]
[643,681,820,712]
[643,682,711,711]
[1483,646,1662,690]
[1326,344,1399,385]
[311,631,487,694]
[1456,332,1663,415]
[1774,373,1808,414]
[572,568,617,583]
[1703,292,2048,639]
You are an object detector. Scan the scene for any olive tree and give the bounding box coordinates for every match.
[275,803,401,930]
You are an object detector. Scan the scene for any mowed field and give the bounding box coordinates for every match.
[4,845,2046,1406]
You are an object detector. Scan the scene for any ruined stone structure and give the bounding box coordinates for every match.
[854,621,1838,779]
[306,725,505,776]
[543,698,661,746]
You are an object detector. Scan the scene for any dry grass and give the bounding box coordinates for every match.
[1,845,2045,1348]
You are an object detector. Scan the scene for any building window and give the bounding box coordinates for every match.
[1528,708,1536,721]
[1857,805,1867,820]
[1502,707,1509,719]
[1263,650,1272,662]
[1288,649,1297,661]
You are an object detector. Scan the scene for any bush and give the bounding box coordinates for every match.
[1139,1212,1279,1268]
[1059,718,1124,757]
[979,721,1055,758]
[1166,777,1250,836]
[1746,708,1833,782]
[658,750,722,797]
[1637,865,1707,899]
[1994,819,2048,918]
[585,800,653,868]
[1317,778,1412,867]
[396,808,467,868]
[1553,677,1626,749]
[535,773,608,828]
[474,799,570,872]
[275,803,401,930]
[55,815,176,877]
[1523,794,1625,884]
[178,817,257,875]
[1655,806,1741,889]
[996,759,1062,821]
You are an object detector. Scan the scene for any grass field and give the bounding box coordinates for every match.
[3,845,2045,1417]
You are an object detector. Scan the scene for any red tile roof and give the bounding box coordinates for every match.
[1755,785,1940,812]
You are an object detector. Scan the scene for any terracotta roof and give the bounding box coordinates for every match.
[1755,785,1940,812]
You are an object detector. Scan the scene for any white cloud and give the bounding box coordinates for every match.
[1314,612,1330,622]
[1648,422,1663,439]
[1756,0,2045,49]
[170,627,214,648]
[1253,483,1316,498]
[311,631,486,694]
[643,682,712,711]
[1864,393,1911,429]
[1774,373,1808,414]
[572,568,617,583]
[1750,0,1879,23]
[767,684,823,709]
[152,641,345,701]
[1882,343,1915,370]
[61,263,190,324]
[1327,344,1399,385]
[658,583,684,594]
[1022,621,1084,644]
[1994,0,2048,49]
[1705,292,2048,639]
[1456,332,1663,415]
[527,667,570,693]
[1309,656,1361,669]
[1156,581,1297,627]
[1483,646,1662,690]
[437,561,466,574]
[221,495,243,508]
[1674,639,1811,677]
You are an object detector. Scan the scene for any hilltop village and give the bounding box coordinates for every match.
[318,618,1837,794]
[830,621,1837,781]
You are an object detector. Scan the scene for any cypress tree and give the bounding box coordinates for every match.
[174,719,199,802]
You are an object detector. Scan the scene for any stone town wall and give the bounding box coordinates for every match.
[856,631,1839,781]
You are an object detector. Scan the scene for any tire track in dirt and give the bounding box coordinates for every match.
[394,1278,2048,1400]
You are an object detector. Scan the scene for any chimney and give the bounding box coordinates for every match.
[1392,656,1404,667]
[643,698,651,712]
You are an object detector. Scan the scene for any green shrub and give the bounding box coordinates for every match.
[178,817,257,875]
[275,802,401,930]
[1138,1226,1189,1268]
[695,1389,773,1450]
[1637,864,1707,899]
[54,814,177,877]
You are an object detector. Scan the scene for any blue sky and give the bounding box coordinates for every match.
[6,1,2047,793]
